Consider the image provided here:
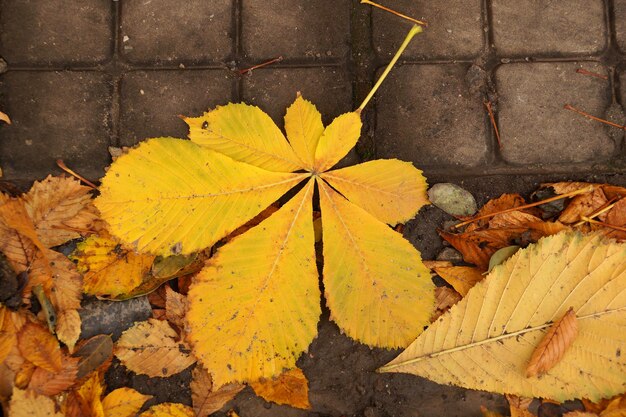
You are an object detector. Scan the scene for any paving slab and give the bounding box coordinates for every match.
[496,62,614,165]
[0,71,111,180]
[0,0,112,66]
[120,0,233,65]
[491,0,606,56]
[241,67,352,128]
[375,64,489,168]
[120,69,234,147]
[616,0,626,52]
[371,0,484,60]
[242,0,351,60]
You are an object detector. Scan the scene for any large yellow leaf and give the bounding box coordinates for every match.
[313,112,362,172]
[185,103,303,172]
[102,388,152,417]
[187,179,320,386]
[284,94,324,170]
[318,180,434,348]
[115,319,196,377]
[71,234,155,297]
[320,159,429,225]
[10,387,64,417]
[96,138,307,256]
[381,232,626,401]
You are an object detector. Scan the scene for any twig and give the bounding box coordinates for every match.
[580,216,626,233]
[484,100,502,149]
[453,185,594,229]
[575,68,608,80]
[573,198,618,227]
[360,0,428,26]
[358,25,422,112]
[239,56,283,75]
[56,159,97,189]
[564,104,626,131]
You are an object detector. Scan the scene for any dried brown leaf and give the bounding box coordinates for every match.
[28,355,79,396]
[559,188,608,224]
[543,182,626,200]
[73,334,114,380]
[250,368,311,409]
[191,366,244,417]
[439,231,495,270]
[526,307,578,377]
[475,194,526,227]
[17,322,62,373]
[165,286,189,329]
[433,266,484,296]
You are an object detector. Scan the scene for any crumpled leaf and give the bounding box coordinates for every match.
[559,188,608,224]
[432,286,462,321]
[102,387,152,417]
[17,322,62,373]
[115,319,196,377]
[428,183,477,217]
[526,307,579,377]
[165,286,188,329]
[138,402,195,417]
[381,232,626,401]
[95,138,307,256]
[190,365,244,417]
[250,367,311,409]
[9,387,63,417]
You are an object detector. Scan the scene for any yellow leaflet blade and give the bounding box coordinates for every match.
[284,95,324,170]
[318,179,434,348]
[185,103,304,172]
[187,179,320,386]
[320,159,429,225]
[313,112,362,172]
[95,138,307,256]
[381,232,626,402]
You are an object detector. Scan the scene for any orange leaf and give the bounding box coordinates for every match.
[250,368,311,409]
[439,231,495,270]
[432,266,484,296]
[526,307,578,377]
[28,355,79,396]
[475,194,526,227]
[0,199,47,255]
[543,182,626,200]
[17,322,62,373]
[0,110,11,125]
[190,365,244,417]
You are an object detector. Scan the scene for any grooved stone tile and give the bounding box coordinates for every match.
[0,0,112,65]
[375,64,488,168]
[120,70,234,147]
[242,0,350,60]
[0,71,111,180]
[617,0,626,52]
[496,62,613,165]
[120,0,233,64]
[241,67,352,128]
[492,0,606,56]
[372,0,484,60]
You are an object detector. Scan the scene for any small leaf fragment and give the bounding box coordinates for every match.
[526,307,579,377]
[250,367,311,409]
[0,111,11,125]
[428,183,477,217]
[165,286,189,329]
[432,266,484,296]
[487,245,520,273]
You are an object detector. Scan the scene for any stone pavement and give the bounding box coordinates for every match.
[0,0,624,184]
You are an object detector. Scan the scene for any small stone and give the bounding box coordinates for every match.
[80,296,152,340]
[428,183,478,217]
[437,247,464,263]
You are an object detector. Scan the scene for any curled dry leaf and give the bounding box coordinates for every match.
[526,307,579,377]
[115,319,196,377]
[0,111,11,125]
[250,367,311,409]
[139,402,195,417]
[559,188,608,224]
[17,322,62,373]
[433,266,484,296]
[165,286,189,329]
[543,182,626,200]
[191,365,245,417]
[102,387,152,417]
[10,387,63,417]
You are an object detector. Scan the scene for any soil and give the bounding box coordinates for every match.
[103,172,626,417]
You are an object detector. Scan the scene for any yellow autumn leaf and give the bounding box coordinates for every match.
[185,103,303,172]
[96,138,307,256]
[102,388,152,417]
[74,371,105,417]
[71,234,155,297]
[138,402,195,417]
[381,232,626,401]
[318,180,434,347]
[433,265,485,296]
[284,94,324,169]
[188,179,320,386]
[320,159,428,225]
[9,387,64,417]
[115,319,196,377]
[250,367,311,409]
[313,112,362,172]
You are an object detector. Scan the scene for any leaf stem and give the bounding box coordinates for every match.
[360,0,428,26]
[357,25,422,113]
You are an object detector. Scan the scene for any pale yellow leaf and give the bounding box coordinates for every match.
[433,266,484,296]
[381,232,626,401]
[96,138,307,256]
[102,388,152,417]
[23,175,94,247]
[188,180,320,386]
[115,319,195,377]
[190,366,244,417]
[138,402,195,417]
[318,180,434,348]
[320,159,429,225]
[9,387,63,417]
[17,322,62,373]
[313,112,362,172]
[185,103,303,172]
[250,368,311,409]
[56,309,82,352]
[71,234,155,297]
[284,94,324,169]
